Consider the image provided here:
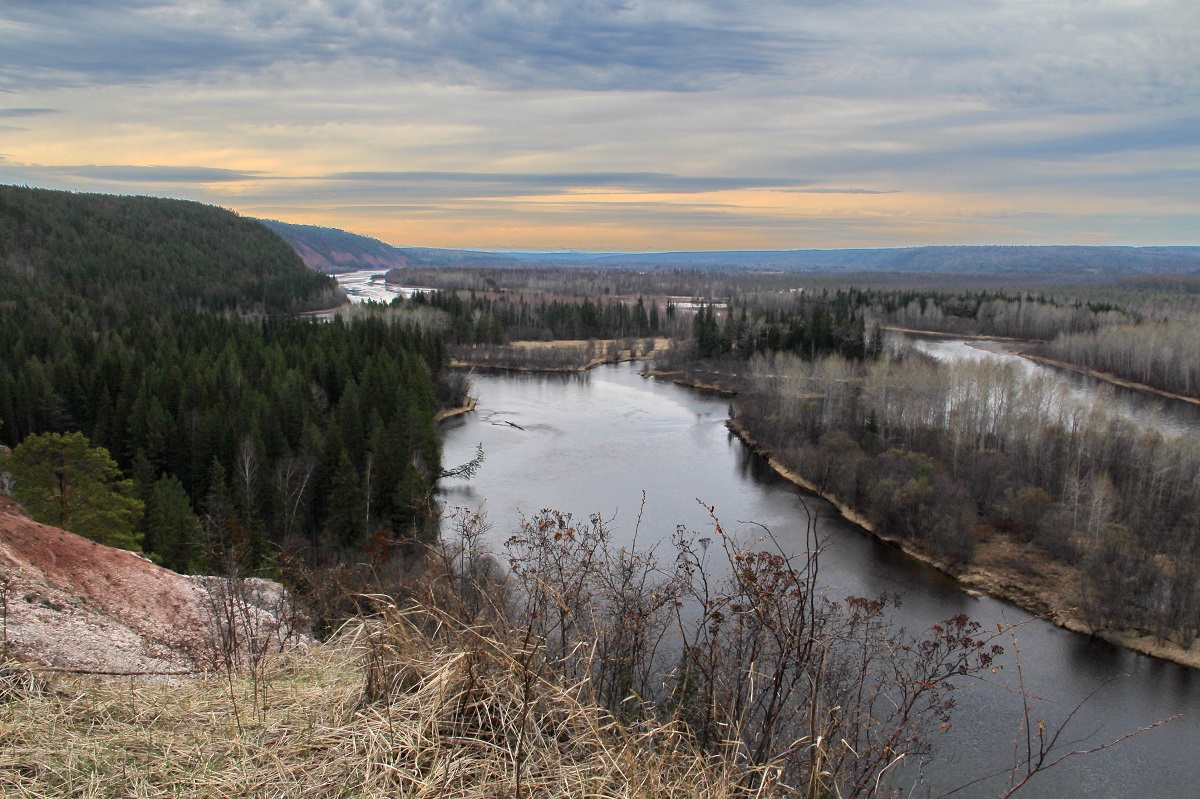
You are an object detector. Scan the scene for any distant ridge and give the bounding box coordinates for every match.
[507,245,1200,274]
[260,220,1200,277]
[262,219,526,273]
[261,219,415,273]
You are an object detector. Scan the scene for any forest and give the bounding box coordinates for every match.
[4,189,1199,649]
[0,186,454,584]
[371,261,1200,647]
[3,199,1197,796]
[410,288,675,343]
[660,288,1200,648]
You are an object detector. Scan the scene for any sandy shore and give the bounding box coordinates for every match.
[884,326,1040,343]
[725,418,1200,670]
[435,395,478,423]
[1018,351,1200,408]
[671,376,738,395]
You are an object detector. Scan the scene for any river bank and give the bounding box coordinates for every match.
[884,326,1042,343]
[450,337,673,373]
[444,360,1200,795]
[725,417,1200,670]
[1017,351,1200,409]
[435,396,478,423]
[895,327,1200,410]
[642,369,739,395]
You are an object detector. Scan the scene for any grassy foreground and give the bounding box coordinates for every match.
[0,609,750,799]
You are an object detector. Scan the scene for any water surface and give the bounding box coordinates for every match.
[439,362,1198,798]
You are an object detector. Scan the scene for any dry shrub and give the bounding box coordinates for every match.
[0,659,51,704]
[1,501,1144,799]
[0,611,761,799]
[350,603,758,799]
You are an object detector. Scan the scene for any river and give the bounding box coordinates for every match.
[437,361,1199,798]
[327,270,1198,795]
[333,268,434,304]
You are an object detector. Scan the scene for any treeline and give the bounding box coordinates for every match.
[0,185,450,576]
[410,289,687,343]
[864,289,1134,339]
[1035,320,1200,399]
[690,290,879,361]
[726,285,1137,341]
[387,264,738,301]
[448,338,660,371]
[658,281,1199,645]
[731,350,1200,646]
[386,265,1200,358]
[841,284,1200,397]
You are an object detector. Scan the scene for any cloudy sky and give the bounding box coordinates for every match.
[1,0,1196,250]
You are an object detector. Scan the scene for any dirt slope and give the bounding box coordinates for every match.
[0,496,300,675]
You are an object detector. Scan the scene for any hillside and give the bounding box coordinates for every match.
[0,185,340,313]
[0,497,301,674]
[261,219,415,273]
[0,184,447,578]
[263,218,523,273]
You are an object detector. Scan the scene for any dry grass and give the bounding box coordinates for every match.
[0,607,762,799]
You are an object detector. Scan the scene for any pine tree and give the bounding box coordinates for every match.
[4,431,144,549]
[144,473,200,572]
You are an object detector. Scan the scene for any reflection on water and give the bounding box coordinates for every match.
[439,361,1199,799]
[908,335,1200,440]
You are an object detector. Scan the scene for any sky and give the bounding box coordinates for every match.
[1,0,1197,251]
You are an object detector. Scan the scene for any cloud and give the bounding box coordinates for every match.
[322,171,817,196]
[782,188,899,195]
[0,107,57,118]
[987,116,1200,161]
[2,0,1197,247]
[0,159,264,187]
[0,0,801,92]
[48,164,266,184]
[5,1,1197,105]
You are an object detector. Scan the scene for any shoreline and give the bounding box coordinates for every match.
[1017,351,1200,408]
[884,326,1042,344]
[294,299,353,318]
[724,417,1200,671]
[435,395,478,423]
[725,419,957,577]
[640,368,739,395]
[450,352,649,374]
[889,325,1200,409]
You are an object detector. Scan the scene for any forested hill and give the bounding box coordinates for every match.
[0,185,340,313]
[0,184,449,588]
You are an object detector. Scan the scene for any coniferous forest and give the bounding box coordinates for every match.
[0,185,448,575]
[4,188,1199,651]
